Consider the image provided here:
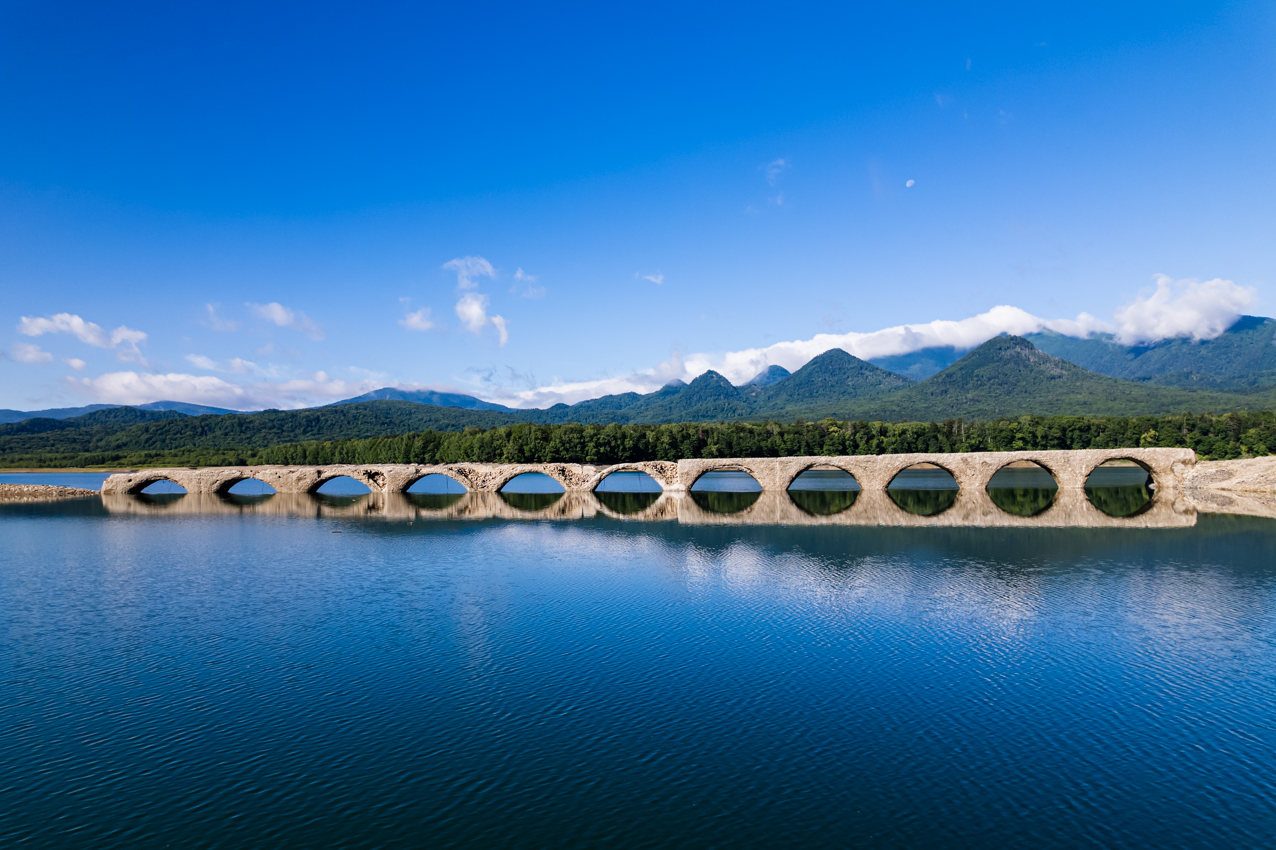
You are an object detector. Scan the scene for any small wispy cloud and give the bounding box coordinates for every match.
[640,272,664,285]
[399,307,436,332]
[246,302,324,341]
[18,312,148,364]
[185,354,266,375]
[510,268,546,298]
[765,158,789,186]
[65,358,87,371]
[443,256,497,290]
[11,343,54,365]
[203,303,240,332]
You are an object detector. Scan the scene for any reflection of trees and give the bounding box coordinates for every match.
[988,487,1056,517]
[137,493,185,506]
[595,492,662,514]
[888,489,958,516]
[690,491,762,514]
[221,493,275,507]
[788,490,859,516]
[406,493,465,511]
[1086,485,1153,518]
[498,492,564,511]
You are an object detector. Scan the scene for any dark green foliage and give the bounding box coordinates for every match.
[847,336,1276,421]
[5,410,1276,469]
[1026,316,1276,392]
[0,400,521,464]
[595,492,663,514]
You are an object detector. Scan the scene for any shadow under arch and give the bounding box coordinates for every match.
[220,477,278,496]
[134,478,188,496]
[312,475,373,496]
[787,465,860,516]
[1084,458,1155,518]
[986,460,1059,518]
[887,462,958,517]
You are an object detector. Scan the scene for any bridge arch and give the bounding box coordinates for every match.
[216,475,278,496]
[126,474,190,495]
[491,466,573,493]
[684,464,765,492]
[309,473,376,495]
[404,471,468,493]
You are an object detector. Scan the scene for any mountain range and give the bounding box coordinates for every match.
[5,328,1276,466]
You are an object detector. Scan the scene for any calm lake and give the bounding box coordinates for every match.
[2,472,1275,847]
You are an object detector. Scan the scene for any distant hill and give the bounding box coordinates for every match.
[749,349,914,418]
[0,401,523,465]
[0,400,236,425]
[331,387,514,411]
[840,335,1276,421]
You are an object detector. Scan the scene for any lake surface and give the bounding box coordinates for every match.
[3,475,1275,847]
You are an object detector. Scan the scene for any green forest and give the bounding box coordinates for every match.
[7,412,1273,470]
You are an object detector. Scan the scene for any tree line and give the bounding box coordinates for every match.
[5,412,1272,470]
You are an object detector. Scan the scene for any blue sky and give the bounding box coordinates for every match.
[2,1,1273,410]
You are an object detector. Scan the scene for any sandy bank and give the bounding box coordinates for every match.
[0,483,100,502]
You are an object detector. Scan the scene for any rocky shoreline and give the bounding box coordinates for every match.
[0,483,99,502]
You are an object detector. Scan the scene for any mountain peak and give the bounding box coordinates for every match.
[743,364,791,387]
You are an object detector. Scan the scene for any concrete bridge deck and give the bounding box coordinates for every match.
[101,447,1198,497]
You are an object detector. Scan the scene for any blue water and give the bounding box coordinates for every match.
[2,491,1275,847]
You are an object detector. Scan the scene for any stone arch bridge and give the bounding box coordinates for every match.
[101,448,1195,497]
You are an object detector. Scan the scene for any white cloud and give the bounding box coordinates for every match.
[17,312,148,363]
[455,292,509,346]
[65,358,87,371]
[1112,274,1255,345]
[19,313,111,347]
[204,303,241,332]
[511,268,546,298]
[66,369,386,410]
[399,307,436,332]
[765,158,789,186]
[185,354,220,370]
[12,343,53,364]
[906,179,915,188]
[491,315,509,347]
[443,256,496,290]
[246,302,324,341]
[641,272,664,285]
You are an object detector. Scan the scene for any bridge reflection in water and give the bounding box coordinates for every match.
[98,486,1270,529]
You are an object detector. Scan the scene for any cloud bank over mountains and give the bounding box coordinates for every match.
[5,275,1261,411]
[491,275,1259,408]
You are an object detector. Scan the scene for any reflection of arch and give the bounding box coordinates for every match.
[404,472,468,493]
[986,460,1058,518]
[310,474,374,495]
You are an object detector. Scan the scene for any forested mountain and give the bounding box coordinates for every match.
[0,401,522,466]
[1025,316,1276,392]
[839,336,1274,420]
[0,400,235,425]
[331,387,514,411]
[7,337,1276,468]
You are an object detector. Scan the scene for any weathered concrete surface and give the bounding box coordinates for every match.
[101,448,1193,495]
[101,487,1199,528]
[1185,457,1276,493]
[676,448,1195,492]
